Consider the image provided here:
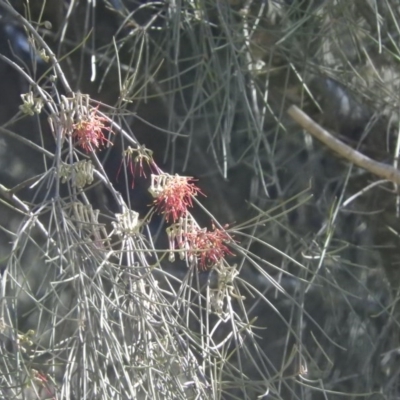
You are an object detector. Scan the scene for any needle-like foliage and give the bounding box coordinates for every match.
[0,1,399,399]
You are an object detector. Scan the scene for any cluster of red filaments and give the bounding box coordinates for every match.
[167,218,234,270]
[185,224,234,270]
[72,108,113,152]
[150,174,234,269]
[149,174,203,222]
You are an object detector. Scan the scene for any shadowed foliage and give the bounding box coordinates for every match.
[0,0,399,399]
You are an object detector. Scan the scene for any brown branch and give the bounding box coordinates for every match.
[287,105,400,186]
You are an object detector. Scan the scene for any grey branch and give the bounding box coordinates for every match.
[288,105,400,186]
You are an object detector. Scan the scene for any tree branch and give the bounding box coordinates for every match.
[287,105,400,185]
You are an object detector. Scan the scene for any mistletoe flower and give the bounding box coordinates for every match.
[72,108,114,152]
[149,174,204,222]
[117,145,161,188]
[185,224,234,270]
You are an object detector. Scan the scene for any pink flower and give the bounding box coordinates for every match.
[185,224,234,270]
[150,174,204,222]
[72,108,113,152]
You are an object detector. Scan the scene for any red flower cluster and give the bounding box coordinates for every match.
[72,109,113,152]
[185,224,234,270]
[151,174,204,222]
